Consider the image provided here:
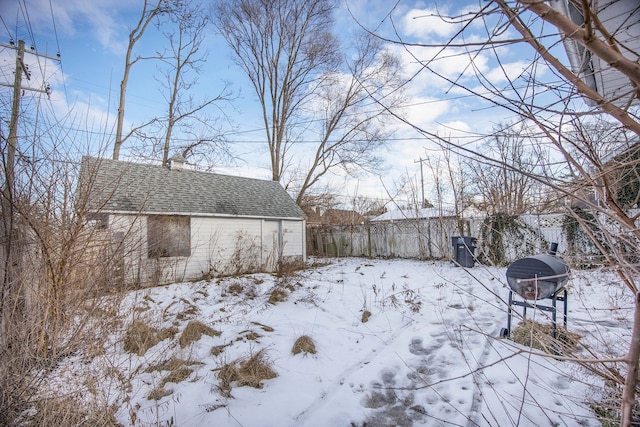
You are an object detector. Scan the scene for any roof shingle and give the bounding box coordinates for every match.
[79,156,305,219]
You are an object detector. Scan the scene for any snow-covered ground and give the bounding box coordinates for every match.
[46,257,633,426]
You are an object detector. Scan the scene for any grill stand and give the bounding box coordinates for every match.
[501,287,568,340]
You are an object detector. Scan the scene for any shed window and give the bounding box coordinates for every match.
[147,215,191,258]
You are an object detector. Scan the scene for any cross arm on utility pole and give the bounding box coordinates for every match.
[0,40,61,96]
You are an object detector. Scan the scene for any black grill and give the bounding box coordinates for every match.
[501,243,570,341]
[506,253,570,300]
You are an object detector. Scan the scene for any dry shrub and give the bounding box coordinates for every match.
[276,257,304,277]
[20,396,119,426]
[511,319,581,353]
[123,320,178,356]
[217,350,277,397]
[361,310,372,323]
[292,335,317,355]
[179,320,221,348]
[590,380,640,427]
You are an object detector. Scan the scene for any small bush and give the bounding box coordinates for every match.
[292,335,317,355]
[179,321,221,348]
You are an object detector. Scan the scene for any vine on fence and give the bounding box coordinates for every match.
[561,206,605,266]
[479,213,540,266]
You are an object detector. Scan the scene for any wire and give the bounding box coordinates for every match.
[18,0,36,50]
[0,15,13,40]
[48,0,68,102]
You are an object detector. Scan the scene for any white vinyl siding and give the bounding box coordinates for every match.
[109,214,305,285]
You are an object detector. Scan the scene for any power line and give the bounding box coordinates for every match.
[48,0,67,102]
[0,15,12,40]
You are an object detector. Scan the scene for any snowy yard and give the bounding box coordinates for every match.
[43,257,633,426]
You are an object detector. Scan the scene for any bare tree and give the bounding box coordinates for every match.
[112,0,170,160]
[154,1,233,166]
[214,0,340,183]
[214,0,403,202]
[0,79,132,422]
[466,123,547,215]
[369,0,640,423]
[291,33,404,204]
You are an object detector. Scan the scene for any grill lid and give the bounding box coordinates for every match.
[506,253,570,300]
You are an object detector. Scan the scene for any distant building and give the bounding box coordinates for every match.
[371,207,458,222]
[321,209,366,226]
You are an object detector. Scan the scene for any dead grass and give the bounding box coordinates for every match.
[145,357,202,373]
[276,257,304,277]
[228,282,244,295]
[211,343,231,356]
[268,287,289,305]
[123,320,179,356]
[292,335,317,355]
[251,321,275,332]
[21,396,119,426]
[147,387,173,401]
[217,350,277,397]
[511,319,581,354]
[145,358,203,400]
[179,320,221,348]
[161,367,193,386]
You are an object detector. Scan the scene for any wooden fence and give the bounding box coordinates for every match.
[307,213,587,265]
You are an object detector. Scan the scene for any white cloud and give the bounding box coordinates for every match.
[402,96,450,129]
[401,7,458,39]
[484,60,532,85]
[6,0,138,55]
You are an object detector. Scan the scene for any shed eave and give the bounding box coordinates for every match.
[91,209,304,221]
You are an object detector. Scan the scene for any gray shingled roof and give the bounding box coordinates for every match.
[79,156,305,219]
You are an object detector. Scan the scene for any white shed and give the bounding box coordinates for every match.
[79,156,306,285]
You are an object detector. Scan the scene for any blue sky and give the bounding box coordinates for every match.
[0,0,571,206]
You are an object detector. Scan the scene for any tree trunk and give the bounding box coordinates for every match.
[621,291,640,425]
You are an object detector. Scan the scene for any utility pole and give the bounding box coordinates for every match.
[0,39,59,343]
[1,39,56,200]
[414,157,426,208]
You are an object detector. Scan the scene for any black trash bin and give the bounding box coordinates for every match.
[451,236,477,268]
